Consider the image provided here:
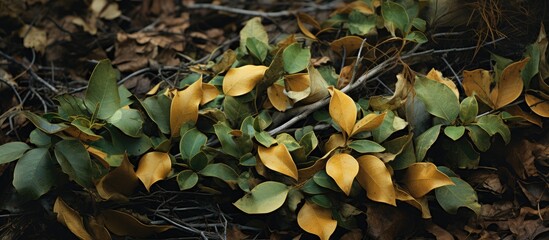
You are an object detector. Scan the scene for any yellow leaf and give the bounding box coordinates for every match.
[135,152,172,191]
[402,162,454,198]
[146,82,162,96]
[267,84,291,112]
[85,145,109,168]
[328,86,357,137]
[223,65,268,96]
[525,94,549,117]
[100,210,171,238]
[355,155,396,206]
[506,105,542,127]
[285,73,310,102]
[257,144,298,180]
[462,69,494,108]
[351,112,386,136]
[170,79,202,137]
[96,155,139,201]
[19,25,47,53]
[326,153,359,195]
[395,185,431,218]
[298,156,328,184]
[330,36,364,55]
[296,12,319,40]
[297,202,337,240]
[201,83,219,105]
[324,133,346,153]
[300,65,329,104]
[53,197,94,240]
[87,217,111,240]
[491,58,528,109]
[426,69,459,99]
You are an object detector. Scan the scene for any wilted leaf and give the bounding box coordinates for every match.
[414,75,459,121]
[19,25,47,53]
[330,36,364,55]
[135,152,171,191]
[54,197,94,240]
[414,124,442,161]
[403,162,454,198]
[525,94,549,117]
[435,176,481,215]
[257,144,298,180]
[356,155,396,206]
[462,69,494,108]
[324,133,346,153]
[177,170,198,191]
[300,65,329,104]
[296,12,320,40]
[96,154,138,201]
[13,148,57,200]
[351,112,386,136]
[84,59,120,120]
[170,78,202,137]
[267,84,291,112]
[0,142,30,164]
[100,210,171,237]
[223,65,268,96]
[297,201,337,240]
[329,87,356,137]
[233,181,290,214]
[283,43,311,74]
[326,153,359,195]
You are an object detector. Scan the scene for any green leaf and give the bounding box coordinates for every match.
[108,126,151,156]
[411,17,426,32]
[141,94,171,134]
[444,126,465,141]
[240,17,269,53]
[54,140,95,188]
[313,170,341,192]
[275,133,301,151]
[459,96,478,124]
[70,118,101,140]
[372,111,408,142]
[404,31,427,44]
[254,110,272,130]
[301,179,329,195]
[283,43,311,74]
[435,177,481,215]
[233,181,290,214]
[22,111,68,134]
[199,163,238,186]
[415,124,442,161]
[414,76,460,121]
[30,129,52,147]
[348,140,386,153]
[246,37,269,62]
[189,152,209,171]
[384,134,416,170]
[13,148,58,200]
[522,43,540,89]
[177,170,198,191]
[475,115,511,144]
[223,96,253,128]
[439,136,480,169]
[310,194,332,208]
[255,131,277,147]
[180,128,207,160]
[84,59,121,120]
[107,108,143,137]
[214,122,244,158]
[466,125,491,152]
[0,142,30,164]
[118,85,133,107]
[382,1,409,36]
[298,131,318,156]
[55,95,88,119]
[348,10,376,35]
[239,153,256,167]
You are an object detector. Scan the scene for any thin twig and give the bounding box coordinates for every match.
[441,55,463,87]
[0,50,59,93]
[187,2,340,18]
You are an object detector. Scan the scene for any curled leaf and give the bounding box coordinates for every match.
[326,153,359,195]
[297,201,337,240]
[403,162,454,198]
[257,144,298,180]
[96,155,138,201]
[223,65,268,96]
[100,209,171,237]
[54,197,94,240]
[135,152,171,191]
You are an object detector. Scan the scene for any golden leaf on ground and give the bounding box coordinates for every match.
[324,133,346,153]
[328,87,357,137]
[170,78,203,137]
[201,83,219,105]
[135,151,172,191]
[332,1,374,15]
[53,197,94,240]
[326,153,359,195]
[297,155,329,183]
[301,65,329,104]
[267,84,291,112]
[491,58,528,109]
[297,202,337,240]
[355,155,396,206]
[19,25,47,53]
[257,144,298,180]
[223,65,268,96]
[296,12,320,40]
[285,73,311,102]
[403,162,454,198]
[96,154,139,201]
[525,94,549,117]
[100,210,171,238]
[506,105,542,127]
[462,69,494,108]
[330,36,364,55]
[351,112,386,136]
[426,69,459,99]
[395,185,431,218]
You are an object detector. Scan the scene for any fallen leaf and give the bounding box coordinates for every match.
[96,154,139,201]
[297,201,337,240]
[525,94,549,117]
[19,25,47,53]
[462,69,494,108]
[403,162,454,198]
[53,197,94,240]
[324,133,346,153]
[257,144,298,180]
[330,36,364,55]
[356,155,396,206]
[326,153,359,195]
[296,12,320,40]
[328,86,357,137]
[351,112,386,136]
[267,84,291,112]
[223,65,268,96]
[100,209,171,237]
[490,58,528,109]
[200,83,219,106]
[170,78,202,137]
[395,185,431,218]
[135,151,172,191]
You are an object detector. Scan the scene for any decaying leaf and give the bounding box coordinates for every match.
[19,25,47,53]
[297,201,337,240]
[257,144,298,180]
[395,185,431,218]
[403,162,454,198]
[525,94,549,117]
[54,197,94,240]
[326,153,359,195]
[268,84,291,112]
[426,69,459,99]
[100,209,171,237]
[135,151,171,191]
[96,154,139,201]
